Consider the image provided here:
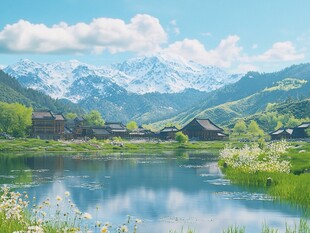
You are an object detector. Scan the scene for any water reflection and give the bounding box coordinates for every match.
[0,151,305,232]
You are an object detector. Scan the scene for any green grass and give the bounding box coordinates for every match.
[220,142,310,212]
[0,212,31,233]
[283,142,310,174]
[0,138,244,153]
[222,225,245,233]
[222,219,310,233]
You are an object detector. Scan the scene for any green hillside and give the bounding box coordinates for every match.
[0,70,84,114]
[151,64,310,129]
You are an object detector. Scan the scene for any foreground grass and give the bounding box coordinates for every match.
[0,138,243,152]
[0,188,141,233]
[222,219,310,233]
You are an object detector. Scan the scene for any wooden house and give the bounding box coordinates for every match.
[91,128,111,140]
[31,111,65,140]
[270,122,309,140]
[182,118,227,141]
[294,122,310,138]
[129,126,154,139]
[269,128,293,140]
[104,122,128,138]
[159,126,179,140]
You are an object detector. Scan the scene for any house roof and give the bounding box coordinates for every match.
[195,118,223,131]
[32,111,65,121]
[75,117,84,122]
[92,128,111,135]
[32,111,55,120]
[105,122,127,132]
[54,114,65,121]
[160,126,179,133]
[130,127,153,135]
[297,122,310,129]
[270,128,293,135]
[105,122,126,129]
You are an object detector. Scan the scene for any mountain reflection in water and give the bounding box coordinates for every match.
[0,151,305,233]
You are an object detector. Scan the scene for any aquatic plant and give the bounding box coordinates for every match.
[222,225,245,233]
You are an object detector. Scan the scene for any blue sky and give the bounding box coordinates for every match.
[0,0,309,73]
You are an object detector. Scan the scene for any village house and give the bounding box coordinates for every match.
[31,111,65,140]
[270,122,309,140]
[31,111,229,141]
[269,128,294,140]
[159,126,179,140]
[104,122,128,138]
[181,118,228,141]
[129,126,155,139]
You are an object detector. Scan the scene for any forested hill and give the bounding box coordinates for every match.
[152,63,310,128]
[0,70,84,114]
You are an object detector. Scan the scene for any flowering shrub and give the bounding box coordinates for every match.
[0,187,142,233]
[0,187,29,222]
[219,141,291,173]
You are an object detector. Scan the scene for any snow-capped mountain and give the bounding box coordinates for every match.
[3,55,242,102]
[113,54,241,94]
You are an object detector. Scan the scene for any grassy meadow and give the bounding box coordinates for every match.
[219,141,310,213]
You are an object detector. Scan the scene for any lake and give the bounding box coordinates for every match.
[0,150,306,233]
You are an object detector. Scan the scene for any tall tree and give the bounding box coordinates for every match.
[65,112,78,120]
[275,121,283,130]
[233,119,247,135]
[248,120,264,137]
[286,116,300,128]
[84,110,105,126]
[0,102,32,137]
[126,121,138,131]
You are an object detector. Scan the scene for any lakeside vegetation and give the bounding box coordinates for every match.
[0,138,243,152]
[219,141,310,213]
[0,187,141,233]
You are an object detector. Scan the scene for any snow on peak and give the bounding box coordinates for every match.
[3,56,242,101]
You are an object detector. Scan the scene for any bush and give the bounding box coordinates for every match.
[175,132,188,143]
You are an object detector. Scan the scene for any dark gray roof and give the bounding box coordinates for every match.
[195,119,223,131]
[160,126,179,133]
[32,111,54,120]
[105,122,126,129]
[54,114,65,121]
[75,117,84,122]
[105,122,127,132]
[32,111,65,121]
[92,128,111,135]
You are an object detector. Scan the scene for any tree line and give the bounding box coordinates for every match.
[0,101,32,137]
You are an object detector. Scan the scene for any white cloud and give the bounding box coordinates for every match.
[245,41,304,62]
[164,35,242,68]
[0,14,167,54]
[0,15,305,72]
[201,32,212,37]
[169,20,180,35]
[252,44,258,49]
[164,36,304,70]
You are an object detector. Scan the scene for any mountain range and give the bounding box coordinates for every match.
[3,55,241,123]
[0,70,84,114]
[152,63,310,128]
[4,55,241,101]
[1,56,310,127]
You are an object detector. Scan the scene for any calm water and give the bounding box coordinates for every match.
[0,151,306,233]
